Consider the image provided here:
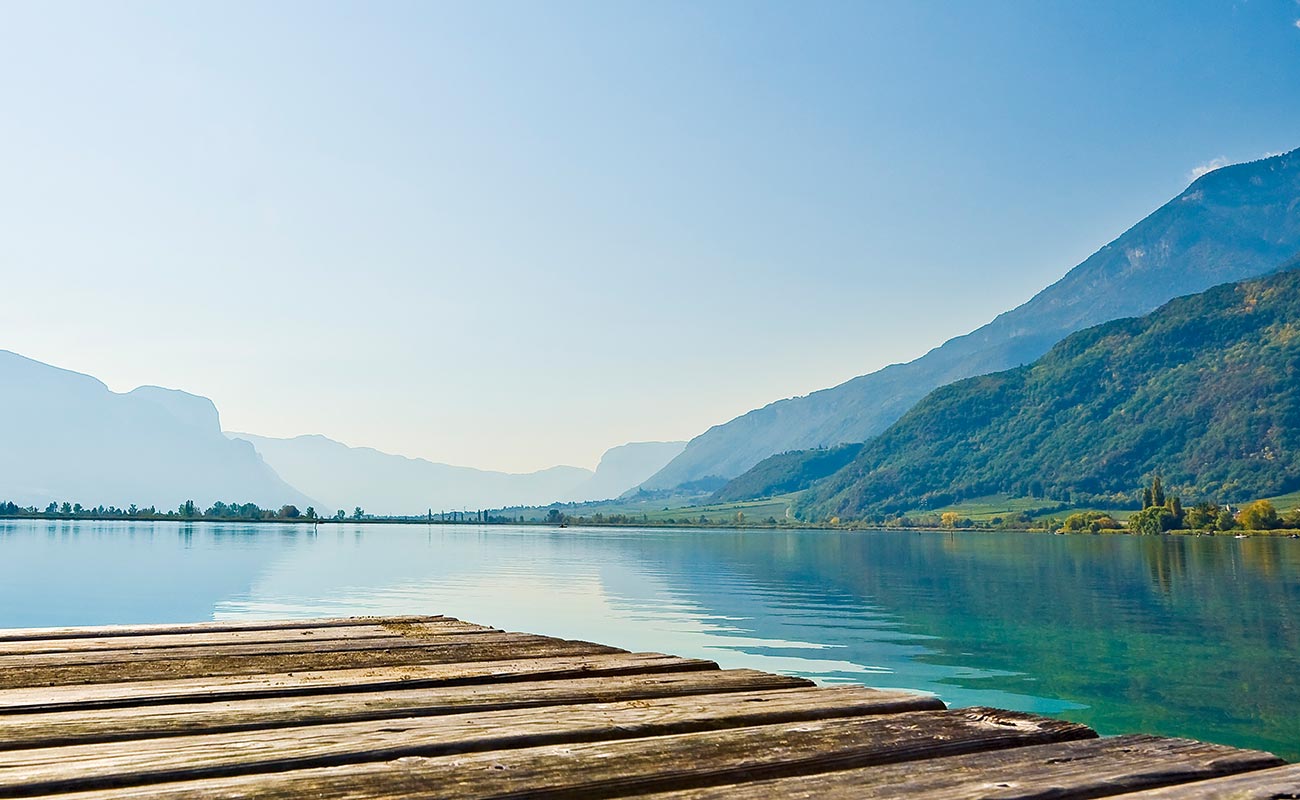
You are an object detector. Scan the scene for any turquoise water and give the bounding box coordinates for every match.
[1,520,1297,759]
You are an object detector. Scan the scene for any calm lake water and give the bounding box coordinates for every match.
[1,520,1297,759]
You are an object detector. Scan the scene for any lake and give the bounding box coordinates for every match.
[1,520,1297,760]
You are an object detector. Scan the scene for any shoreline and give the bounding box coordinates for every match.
[3,514,1298,537]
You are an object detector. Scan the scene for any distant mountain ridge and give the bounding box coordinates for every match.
[228,433,589,515]
[802,263,1300,518]
[0,350,309,510]
[562,441,686,502]
[231,434,685,515]
[643,148,1300,490]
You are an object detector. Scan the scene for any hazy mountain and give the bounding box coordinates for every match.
[803,264,1300,518]
[644,148,1300,490]
[0,350,309,510]
[561,441,686,502]
[230,433,597,515]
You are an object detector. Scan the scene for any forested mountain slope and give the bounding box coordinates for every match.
[803,264,1300,518]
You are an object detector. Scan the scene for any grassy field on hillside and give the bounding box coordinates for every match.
[923,495,1071,522]
[1264,488,1300,512]
[637,496,795,524]
[498,492,798,526]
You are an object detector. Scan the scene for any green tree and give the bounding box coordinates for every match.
[279,505,301,519]
[1184,503,1219,530]
[1129,506,1175,535]
[1061,511,1120,533]
[1216,508,1238,531]
[352,506,364,520]
[1166,496,1183,521]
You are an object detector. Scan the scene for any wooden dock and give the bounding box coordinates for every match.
[0,615,1294,798]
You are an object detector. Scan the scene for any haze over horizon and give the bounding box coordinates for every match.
[4,1,1300,472]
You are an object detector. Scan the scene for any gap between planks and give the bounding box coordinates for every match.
[0,632,574,669]
[0,638,631,691]
[0,616,453,643]
[0,621,499,657]
[0,669,848,750]
[0,652,721,713]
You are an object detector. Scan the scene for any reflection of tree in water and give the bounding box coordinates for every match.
[613,529,1300,760]
[1135,536,1297,632]
[1141,536,1188,596]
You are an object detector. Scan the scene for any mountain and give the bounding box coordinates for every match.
[711,443,863,504]
[643,148,1300,490]
[0,350,309,510]
[801,263,1300,519]
[231,433,598,515]
[561,441,686,502]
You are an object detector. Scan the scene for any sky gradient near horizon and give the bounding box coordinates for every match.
[3,1,1300,472]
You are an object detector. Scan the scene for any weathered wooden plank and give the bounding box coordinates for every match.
[42,707,1094,799]
[632,734,1286,800]
[0,692,1028,796]
[1102,762,1300,798]
[0,669,862,750]
[0,631,555,669]
[0,620,497,656]
[0,652,717,713]
[0,638,626,690]
[0,616,448,643]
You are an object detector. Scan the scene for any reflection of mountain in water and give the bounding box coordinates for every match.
[0,520,316,628]
[609,530,1300,758]
[582,531,1059,711]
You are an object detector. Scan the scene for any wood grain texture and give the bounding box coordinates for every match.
[0,621,497,656]
[1103,762,1300,798]
[0,616,448,643]
[0,638,626,690]
[44,708,1094,800]
[0,631,561,669]
[0,652,717,713]
[634,734,1286,800]
[0,692,1016,796]
[0,669,843,750]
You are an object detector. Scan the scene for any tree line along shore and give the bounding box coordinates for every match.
[3,477,1299,536]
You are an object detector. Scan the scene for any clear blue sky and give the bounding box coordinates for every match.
[3,1,1299,472]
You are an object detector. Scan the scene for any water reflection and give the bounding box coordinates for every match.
[0,520,1296,759]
